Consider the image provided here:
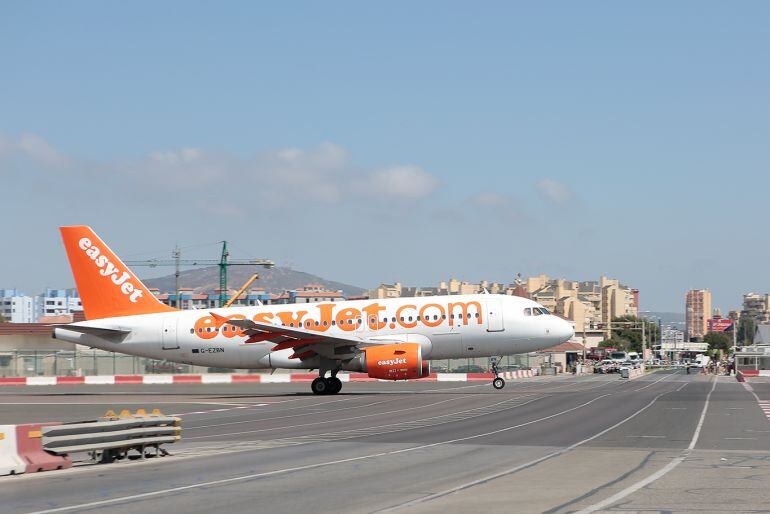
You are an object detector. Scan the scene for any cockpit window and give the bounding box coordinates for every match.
[524,308,532,316]
[539,307,550,315]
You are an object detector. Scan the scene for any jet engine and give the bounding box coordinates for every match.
[357,343,430,380]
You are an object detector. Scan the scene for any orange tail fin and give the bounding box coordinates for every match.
[60,226,176,320]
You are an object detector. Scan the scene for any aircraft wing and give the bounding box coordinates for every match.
[211,313,366,360]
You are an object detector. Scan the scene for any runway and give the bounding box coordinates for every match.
[1,371,769,513]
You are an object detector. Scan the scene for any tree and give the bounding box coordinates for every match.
[738,317,755,345]
[0,313,7,323]
[599,338,631,350]
[610,315,660,354]
[703,332,731,352]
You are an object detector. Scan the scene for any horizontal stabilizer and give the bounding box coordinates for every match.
[51,324,131,340]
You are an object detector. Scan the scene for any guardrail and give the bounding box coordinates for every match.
[43,409,181,463]
[1,409,181,476]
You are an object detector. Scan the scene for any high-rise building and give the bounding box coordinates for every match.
[741,293,770,324]
[685,289,712,340]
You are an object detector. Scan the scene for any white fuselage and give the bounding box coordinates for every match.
[54,294,574,370]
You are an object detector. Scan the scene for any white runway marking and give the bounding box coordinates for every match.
[379,371,680,512]
[24,391,614,514]
[573,376,717,514]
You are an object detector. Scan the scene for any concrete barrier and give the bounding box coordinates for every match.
[502,370,534,380]
[15,423,72,473]
[736,370,768,382]
[620,366,645,380]
[0,425,25,476]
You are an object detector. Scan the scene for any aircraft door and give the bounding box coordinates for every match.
[162,316,179,349]
[486,300,505,332]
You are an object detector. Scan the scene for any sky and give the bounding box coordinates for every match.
[1,1,769,313]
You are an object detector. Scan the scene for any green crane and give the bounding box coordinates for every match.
[125,242,274,307]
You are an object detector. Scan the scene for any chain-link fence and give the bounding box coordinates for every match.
[0,351,211,377]
[0,350,542,377]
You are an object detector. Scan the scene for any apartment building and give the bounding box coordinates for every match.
[367,274,637,338]
[528,275,637,333]
[741,293,770,324]
[685,289,712,340]
[0,289,36,323]
[368,278,507,300]
[0,289,82,323]
[38,289,82,319]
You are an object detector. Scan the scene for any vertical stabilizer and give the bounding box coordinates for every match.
[60,226,176,320]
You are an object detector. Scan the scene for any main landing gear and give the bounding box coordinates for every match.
[311,370,343,395]
[491,360,505,390]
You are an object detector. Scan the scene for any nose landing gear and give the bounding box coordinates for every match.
[491,359,505,390]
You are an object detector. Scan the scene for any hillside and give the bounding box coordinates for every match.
[142,265,366,298]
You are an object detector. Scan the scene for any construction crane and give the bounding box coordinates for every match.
[125,241,274,307]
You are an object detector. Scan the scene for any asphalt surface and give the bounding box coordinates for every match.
[1,371,769,513]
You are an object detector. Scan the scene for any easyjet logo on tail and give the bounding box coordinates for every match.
[78,237,144,303]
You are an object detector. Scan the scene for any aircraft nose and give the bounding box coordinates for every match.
[553,318,574,343]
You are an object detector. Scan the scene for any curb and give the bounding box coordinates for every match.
[0,370,534,386]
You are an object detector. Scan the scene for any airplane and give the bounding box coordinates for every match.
[53,226,574,394]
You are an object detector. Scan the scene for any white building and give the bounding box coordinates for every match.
[36,289,82,320]
[0,289,82,322]
[0,289,37,323]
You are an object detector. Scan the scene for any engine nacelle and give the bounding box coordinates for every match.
[360,343,430,380]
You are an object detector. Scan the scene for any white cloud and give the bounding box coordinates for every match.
[117,142,439,209]
[471,192,509,207]
[535,178,573,205]
[2,135,440,213]
[0,133,70,168]
[469,191,527,222]
[365,165,438,200]
[149,147,202,165]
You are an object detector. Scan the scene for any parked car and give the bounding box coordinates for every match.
[498,364,529,372]
[595,359,619,374]
[452,365,486,373]
[144,360,186,374]
[207,367,235,373]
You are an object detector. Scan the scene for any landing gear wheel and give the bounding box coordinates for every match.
[311,377,329,395]
[492,377,505,390]
[327,377,342,395]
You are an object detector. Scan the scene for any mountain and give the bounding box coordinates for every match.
[142,265,366,298]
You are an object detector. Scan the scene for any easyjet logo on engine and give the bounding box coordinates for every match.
[377,358,407,366]
[192,301,484,340]
[78,237,144,303]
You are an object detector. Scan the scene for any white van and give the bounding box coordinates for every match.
[609,351,628,363]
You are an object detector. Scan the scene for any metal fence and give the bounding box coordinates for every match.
[0,350,541,377]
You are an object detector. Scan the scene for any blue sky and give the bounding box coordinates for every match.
[1,1,769,312]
